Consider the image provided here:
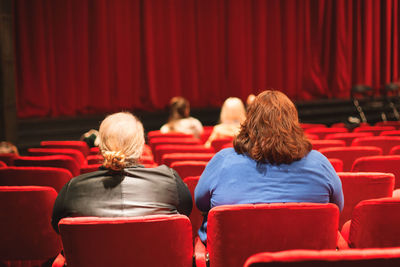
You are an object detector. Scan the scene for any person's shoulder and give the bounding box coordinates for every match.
[302,150,332,167]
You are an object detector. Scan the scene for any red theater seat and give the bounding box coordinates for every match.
[147,130,192,141]
[40,140,90,157]
[0,153,17,166]
[57,215,193,267]
[389,145,400,155]
[0,166,72,192]
[210,137,234,153]
[353,126,396,136]
[337,172,394,229]
[162,153,214,167]
[14,155,81,176]
[352,136,400,155]
[325,132,373,146]
[380,130,400,136]
[155,144,214,164]
[0,161,6,168]
[319,146,383,171]
[0,186,62,266]
[195,203,339,267]
[80,164,101,174]
[243,248,400,267]
[328,158,343,172]
[305,127,348,140]
[341,198,400,248]
[183,176,202,240]
[28,147,87,167]
[311,140,346,150]
[171,161,207,180]
[351,155,400,189]
[149,137,201,153]
[87,154,104,165]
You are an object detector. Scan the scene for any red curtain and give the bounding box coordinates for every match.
[13,0,400,118]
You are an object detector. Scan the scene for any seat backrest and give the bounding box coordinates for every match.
[353,126,396,136]
[0,186,62,263]
[147,130,193,141]
[183,176,202,240]
[305,127,348,140]
[375,121,400,130]
[210,137,234,153]
[0,166,72,192]
[207,203,339,267]
[28,147,86,166]
[0,161,6,168]
[40,140,90,157]
[243,248,400,267]
[0,153,17,166]
[149,137,201,153]
[300,123,326,130]
[328,158,343,172]
[161,152,214,167]
[337,172,394,228]
[348,198,400,248]
[319,146,383,171]
[80,164,101,174]
[14,155,81,176]
[389,145,400,155]
[310,140,346,150]
[352,136,400,154]
[380,130,400,136]
[352,155,400,189]
[155,144,214,164]
[59,215,193,267]
[171,161,207,180]
[325,132,373,146]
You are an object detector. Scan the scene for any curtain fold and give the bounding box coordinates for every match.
[13,0,400,118]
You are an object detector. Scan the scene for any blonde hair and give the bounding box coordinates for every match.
[220,97,246,124]
[99,112,144,171]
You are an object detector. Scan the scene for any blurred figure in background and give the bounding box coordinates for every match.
[160,96,203,138]
[0,141,19,155]
[80,129,99,148]
[205,97,246,147]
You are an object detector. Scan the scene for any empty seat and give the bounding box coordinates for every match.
[57,215,193,267]
[195,203,339,267]
[0,153,17,166]
[305,127,348,140]
[319,146,383,171]
[89,146,100,155]
[171,161,207,180]
[28,147,87,167]
[328,158,343,172]
[80,164,101,174]
[149,137,201,153]
[210,137,234,153]
[0,166,72,192]
[311,140,346,150]
[244,247,400,267]
[341,198,400,248]
[380,130,400,136]
[325,132,373,146]
[40,140,90,157]
[184,176,203,240]
[352,136,400,154]
[162,153,214,167]
[14,155,81,176]
[353,126,396,136]
[389,145,400,155]
[147,130,193,141]
[154,144,214,164]
[0,186,62,266]
[337,172,394,228]
[300,123,327,130]
[375,121,400,129]
[351,155,400,189]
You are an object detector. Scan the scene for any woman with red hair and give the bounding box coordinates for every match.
[195,90,343,243]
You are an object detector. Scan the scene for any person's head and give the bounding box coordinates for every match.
[246,94,256,107]
[80,129,100,148]
[99,112,144,171]
[219,97,246,124]
[168,96,190,122]
[0,141,19,155]
[234,90,311,165]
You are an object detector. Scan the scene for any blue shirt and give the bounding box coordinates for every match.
[194,148,344,243]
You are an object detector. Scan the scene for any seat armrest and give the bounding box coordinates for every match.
[337,230,349,249]
[51,253,65,267]
[340,220,351,243]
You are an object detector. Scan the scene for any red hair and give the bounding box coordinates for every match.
[234,90,311,164]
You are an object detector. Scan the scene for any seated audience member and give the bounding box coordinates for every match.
[80,129,99,148]
[160,96,203,138]
[0,141,19,155]
[205,97,246,147]
[52,112,192,233]
[195,90,343,244]
[246,93,256,107]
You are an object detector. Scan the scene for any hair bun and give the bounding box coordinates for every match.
[102,151,126,171]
